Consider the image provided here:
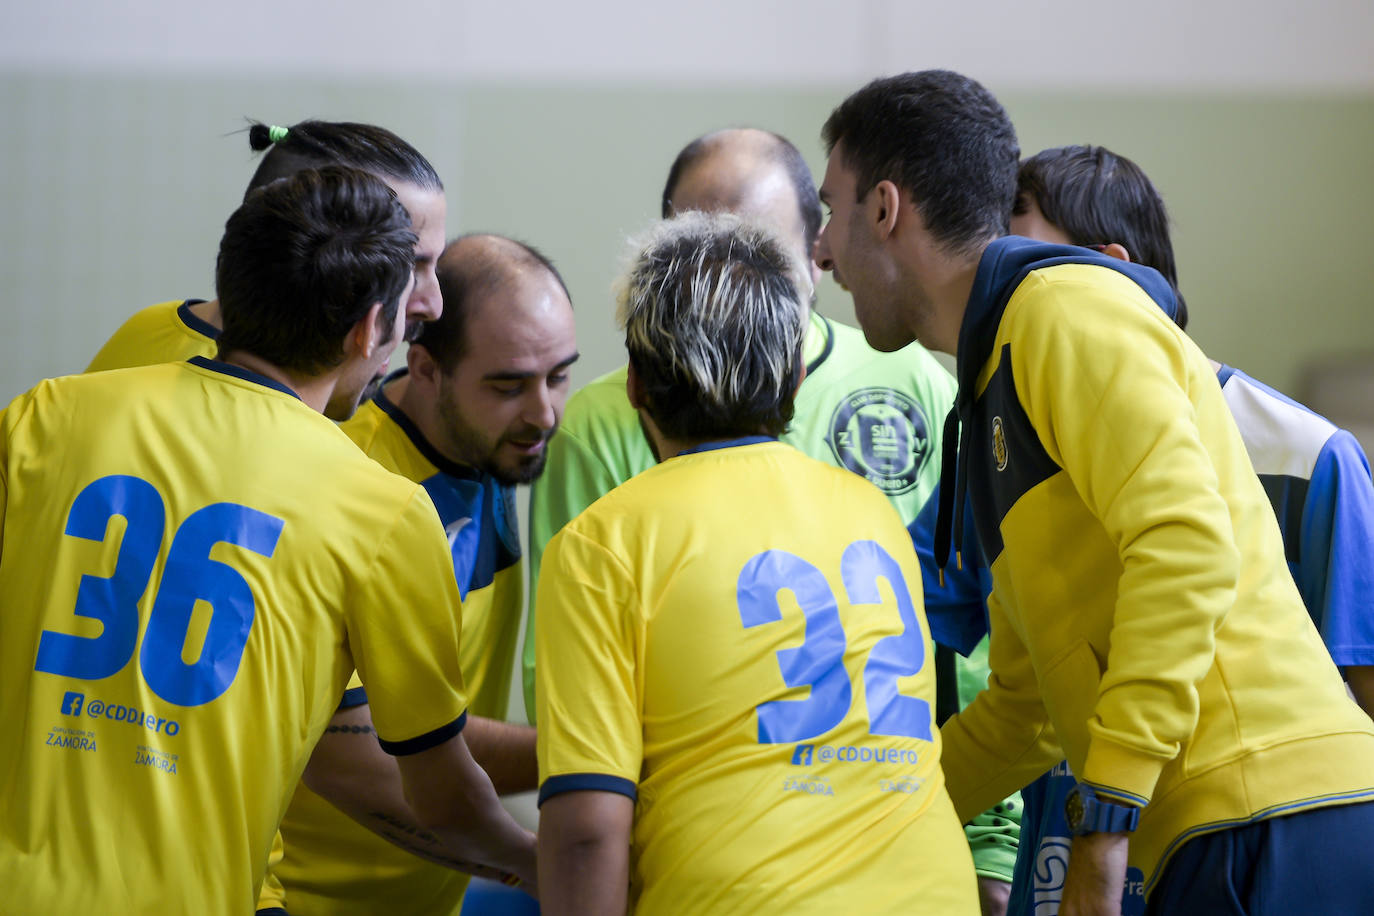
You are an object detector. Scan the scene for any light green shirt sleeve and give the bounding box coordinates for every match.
[523,368,654,721]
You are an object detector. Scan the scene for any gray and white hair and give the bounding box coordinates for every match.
[615,211,810,441]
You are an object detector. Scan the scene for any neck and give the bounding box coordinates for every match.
[394,373,471,468]
[922,250,983,357]
[188,299,223,330]
[218,349,338,415]
[647,423,768,462]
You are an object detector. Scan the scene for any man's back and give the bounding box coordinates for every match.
[0,358,467,914]
[536,440,976,914]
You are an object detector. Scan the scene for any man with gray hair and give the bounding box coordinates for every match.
[534,213,978,915]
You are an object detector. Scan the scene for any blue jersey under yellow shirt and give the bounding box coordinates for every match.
[536,438,978,914]
[275,370,524,916]
[0,358,469,915]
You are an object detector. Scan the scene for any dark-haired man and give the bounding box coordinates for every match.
[0,167,534,914]
[999,143,1374,916]
[81,117,450,916]
[277,233,577,916]
[536,212,978,915]
[816,69,1374,915]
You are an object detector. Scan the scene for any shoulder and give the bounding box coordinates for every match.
[87,300,216,372]
[814,318,954,394]
[337,398,390,455]
[551,364,652,479]
[1219,367,1341,480]
[115,299,187,330]
[1000,265,1185,365]
[561,365,635,432]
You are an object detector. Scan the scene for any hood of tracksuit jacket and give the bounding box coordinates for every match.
[932,236,1182,577]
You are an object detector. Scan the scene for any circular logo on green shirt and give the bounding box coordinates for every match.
[827,387,931,495]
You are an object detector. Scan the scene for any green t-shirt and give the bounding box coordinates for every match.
[527,311,1018,880]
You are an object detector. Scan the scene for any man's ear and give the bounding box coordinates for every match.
[406,342,439,391]
[347,302,387,360]
[626,362,647,411]
[1100,242,1132,264]
[871,180,902,241]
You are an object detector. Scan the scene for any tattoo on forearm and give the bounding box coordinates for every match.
[325,723,375,735]
[363,810,518,883]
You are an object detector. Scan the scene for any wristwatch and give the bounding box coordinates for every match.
[1064,783,1141,836]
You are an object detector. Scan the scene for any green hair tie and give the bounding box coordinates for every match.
[267,125,289,144]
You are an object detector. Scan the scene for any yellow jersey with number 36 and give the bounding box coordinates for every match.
[536,438,977,914]
[0,358,468,915]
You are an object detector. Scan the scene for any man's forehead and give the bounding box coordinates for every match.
[467,270,570,333]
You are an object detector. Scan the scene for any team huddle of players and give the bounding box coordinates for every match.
[2,69,1373,916]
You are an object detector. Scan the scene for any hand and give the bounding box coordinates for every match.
[977,876,1011,916]
[1059,832,1129,916]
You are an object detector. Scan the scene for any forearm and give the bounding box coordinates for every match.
[538,792,632,916]
[1060,832,1129,916]
[464,714,538,794]
[303,708,529,883]
[977,876,1010,916]
[400,735,536,885]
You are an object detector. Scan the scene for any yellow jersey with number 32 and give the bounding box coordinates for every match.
[536,439,977,914]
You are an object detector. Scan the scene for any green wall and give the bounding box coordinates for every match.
[2,74,1371,401]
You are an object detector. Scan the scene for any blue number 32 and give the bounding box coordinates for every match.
[736,540,931,744]
[33,475,284,707]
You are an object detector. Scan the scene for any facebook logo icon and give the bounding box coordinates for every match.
[791,744,814,766]
[61,692,85,716]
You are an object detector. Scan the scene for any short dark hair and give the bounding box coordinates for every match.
[661,130,823,258]
[216,166,418,374]
[822,70,1019,256]
[417,234,571,372]
[1016,145,1189,330]
[617,213,808,441]
[245,120,443,199]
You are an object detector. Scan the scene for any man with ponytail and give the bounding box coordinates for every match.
[87,119,447,373]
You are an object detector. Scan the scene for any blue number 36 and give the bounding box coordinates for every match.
[33,475,284,707]
[736,540,931,744]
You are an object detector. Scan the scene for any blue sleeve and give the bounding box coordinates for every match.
[1299,431,1374,667]
[910,486,993,657]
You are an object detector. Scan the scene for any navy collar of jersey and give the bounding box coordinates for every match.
[369,369,484,481]
[176,300,220,340]
[188,355,301,401]
[804,312,836,377]
[677,435,777,456]
[933,236,1180,577]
